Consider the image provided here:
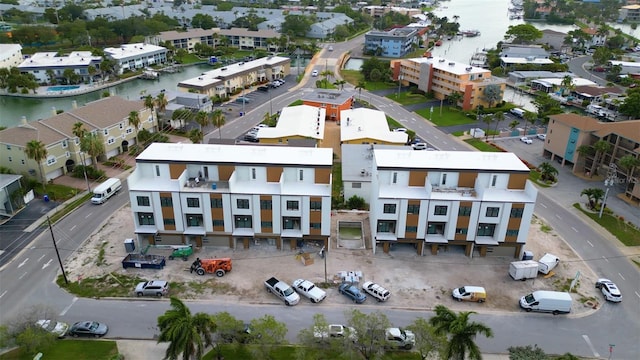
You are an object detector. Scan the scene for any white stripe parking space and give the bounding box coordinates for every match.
[581,334,600,358]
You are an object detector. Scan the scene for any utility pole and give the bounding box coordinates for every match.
[48,216,68,284]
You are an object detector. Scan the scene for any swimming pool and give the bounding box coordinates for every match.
[47,85,80,92]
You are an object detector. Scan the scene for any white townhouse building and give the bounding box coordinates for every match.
[104,43,168,75]
[127,143,333,251]
[17,51,102,84]
[369,150,538,258]
[0,44,23,69]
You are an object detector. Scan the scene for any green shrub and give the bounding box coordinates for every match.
[72,165,105,180]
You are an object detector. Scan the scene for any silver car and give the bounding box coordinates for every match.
[135,280,169,297]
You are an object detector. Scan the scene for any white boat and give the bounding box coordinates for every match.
[140,69,159,80]
[462,30,481,37]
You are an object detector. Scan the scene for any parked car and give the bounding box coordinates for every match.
[314,324,357,342]
[257,85,270,92]
[235,96,251,104]
[311,70,319,77]
[520,137,533,144]
[384,327,416,350]
[328,45,334,51]
[393,127,407,133]
[265,277,300,306]
[362,281,390,302]
[596,279,622,302]
[452,286,486,303]
[338,283,366,303]
[135,280,169,297]
[292,279,327,303]
[67,321,109,338]
[537,134,546,140]
[36,319,69,338]
[412,143,428,150]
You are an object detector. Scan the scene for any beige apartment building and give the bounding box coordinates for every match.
[544,113,640,203]
[391,57,506,111]
[127,143,333,251]
[369,150,538,258]
[0,97,154,181]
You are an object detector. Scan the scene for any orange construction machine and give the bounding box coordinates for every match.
[190,258,232,277]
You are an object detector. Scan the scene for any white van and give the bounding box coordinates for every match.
[510,108,525,118]
[519,290,572,314]
[537,253,560,275]
[452,286,486,303]
[91,178,122,204]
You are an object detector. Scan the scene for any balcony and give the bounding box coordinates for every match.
[431,186,477,197]
[184,177,230,192]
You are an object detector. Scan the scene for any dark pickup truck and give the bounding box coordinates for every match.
[122,254,166,269]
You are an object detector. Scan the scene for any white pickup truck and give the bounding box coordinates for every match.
[313,324,357,342]
[264,277,300,306]
[292,279,327,303]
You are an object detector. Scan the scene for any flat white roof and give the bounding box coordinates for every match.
[179,56,290,88]
[374,150,530,172]
[0,44,21,62]
[533,78,596,87]
[341,108,408,143]
[137,143,333,166]
[609,60,640,68]
[500,57,555,65]
[407,56,488,75]
[257,105,325,139]
[18,51,100,68]
[104,43,166,60]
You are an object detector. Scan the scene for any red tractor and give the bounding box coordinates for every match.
[190,258,232,277]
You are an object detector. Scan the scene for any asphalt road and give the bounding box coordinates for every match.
[0,38,638,358]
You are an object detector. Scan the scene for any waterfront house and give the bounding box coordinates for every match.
[104,43,168,75]
[17,51,102,84]
[0,44,23,69]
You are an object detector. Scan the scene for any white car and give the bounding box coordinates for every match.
[520,137,533,144]
[393,127,407,132]
[328,45,334,51]
[537,134,546,140]
[292,279,327,303]
[314,324,357,342]
[36,319,69,338]
[311,70,319,77]
[412,143,427,150]
[596,279,622,302]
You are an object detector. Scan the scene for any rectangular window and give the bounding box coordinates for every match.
[351,182,361,188]
[427,222,445,235]
[47,157,56,165]
[510,208,524,218]
[8,157,11,162]
[486,207,500,217]
[477,223,496,236]
[103,129,109,135]
[383,204,396,214]
[160,197,172,207]
[210,198,223,208]
[237,199,250,209]
[62,140,68,148]
[392,172,397,184]
[126,128,133,134]
[136,196,150,206]
[234,215,252,228]
[119,123,124,130]
[310,201,322,211]
[506,229,519,236]
[186,214,204,227]
[137,212,154,225]
[491,175,497,187]
[261,221,273,228]
[187,198,200,207]
[155,165,160,176]
[299,169,304,181]
[251,168,256,180]
[441,173,447,185]
[212,219,224,227]
[107,138,115,145]
[377,220,395,233]
[405,225,417,233]
[455,227,468,234]
[407,204,420,214]
[283,217,301,229]
[434,205,448,216]
[286,200,299,211]
[260,199,272,210]
[163,218,175,226]
[310,222,321,229]
[458,206,472,216]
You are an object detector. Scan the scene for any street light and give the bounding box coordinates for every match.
[397,75,404,98]
[599,163,618,218]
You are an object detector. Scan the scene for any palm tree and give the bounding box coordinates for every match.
[538,162,558,183]
[481,84,502,108]
[447,91,463,108]
[155,93,169,126]
[581,187,605,210]
[590,139,612,177]
[211,109,225,139]
[172,109,194,130]
[618,155,639,185]
[194,111,210,134]
[482,115,493,141]
[25,140,48,188]
[128,111,141,145]
[333,79,346,90]
[157,297,216,360]
[508,120,519,131]
[188,128,203,144]
[81,132,105,169]
[72,121,87,140]
[576,145,595,174]
[522,111,536,136]
[355,80,366,101]
[320,69,333,88]
[144,95,156,127]
[492,111,504,140]
[429,305,493,360]
[560,75,574,96]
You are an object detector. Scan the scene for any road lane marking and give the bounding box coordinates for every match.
[571,227,578,232]
[18,258,29,268]
[555,214,562,220]
[602,256,609,262]
[539,203,547,208]
[434,135,439,139]
[59,297,78,316]
[70,225,76,232]
[586,240,594,247]
[37,254,45,261]
[42,259,52,270]
[84,212,92,219]
[0,290,6,299]
[442,140,447,144]
[635,291,640,299]
[18,272,28,280]
[582,335,600,357]
[618,273,625,280]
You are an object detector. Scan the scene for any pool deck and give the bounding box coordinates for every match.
[0,76,139,99]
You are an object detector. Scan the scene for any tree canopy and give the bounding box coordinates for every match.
[504,24,543,44]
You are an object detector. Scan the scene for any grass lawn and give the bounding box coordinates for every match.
[332,161,343,202]
[314,79,337,89]
[178,53,204,64]
[573,203,640,246]
[451,130,465,136]
[33,183,81,202]
[202,344,421,359]
[416,106,476,127]
[464,139,502,152]
[385,91,431,105]
[0,340,118,360]
[340,70,396,91]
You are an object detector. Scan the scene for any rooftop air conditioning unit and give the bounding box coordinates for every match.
[465,67,472,71]
[448,62,455,66]
[439,59,445,62]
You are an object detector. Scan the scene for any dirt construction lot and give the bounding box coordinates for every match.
[64,205,604,315]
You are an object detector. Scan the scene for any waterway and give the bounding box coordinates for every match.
[0,57,311,128]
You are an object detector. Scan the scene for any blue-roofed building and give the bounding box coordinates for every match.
[364,28,419,58]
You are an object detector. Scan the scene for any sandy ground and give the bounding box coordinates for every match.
[63,205,603,315]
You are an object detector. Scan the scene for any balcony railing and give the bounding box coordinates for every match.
[431,186,476,197]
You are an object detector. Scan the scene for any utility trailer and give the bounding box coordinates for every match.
[122,254,166,269]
